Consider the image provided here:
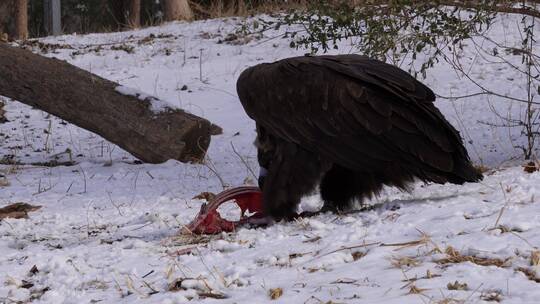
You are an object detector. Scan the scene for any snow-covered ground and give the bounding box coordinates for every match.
[1,15,539,303]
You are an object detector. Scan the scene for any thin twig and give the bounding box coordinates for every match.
[230,142,257,181]
[493,183,509,229]
[309,241,381,262]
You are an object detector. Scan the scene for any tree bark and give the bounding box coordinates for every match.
[163,0,193,21]
[14,0,27,40]
[0,2,13,40]
[0,99,6,123]
[0,43,214,163]
[126,0,141,28]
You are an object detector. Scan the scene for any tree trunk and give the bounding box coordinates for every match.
[14,0,27,40]
[0,99,6,123]
[43,0,62,36]
[126,0,141,28]
[163,0,193,21]
[236,0,246,15]
[0,2,13,40]
[0,43,214,163]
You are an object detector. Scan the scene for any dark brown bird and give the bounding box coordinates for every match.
[236,55,482,221]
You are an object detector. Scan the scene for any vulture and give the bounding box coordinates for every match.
[236,55,482,221]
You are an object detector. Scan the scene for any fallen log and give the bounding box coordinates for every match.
[0,43,213,163]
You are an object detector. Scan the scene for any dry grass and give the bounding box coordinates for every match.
[434,299,465,304]
[474,164,491,174]
[407,283,428,295]
[436,246,511,268]
[531,250,540,266]
[517,267,540,283]
[168,277,227,299]
[447,281,468,291]
[391,256,421,269]
[168,231,220,248]
[268,287,283,300]
[189,0,310,19]
[401,269,442,284]
[382,230,435,251]
[480,290,503,302]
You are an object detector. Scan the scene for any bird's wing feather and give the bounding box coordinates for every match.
[237,55,476,181]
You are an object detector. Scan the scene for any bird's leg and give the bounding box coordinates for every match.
[262,142,329,221]
[319,165,357,212]
[320,167,384,213]
[261,151,297,220]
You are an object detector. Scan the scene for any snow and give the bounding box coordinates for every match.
[0,15,539,303]
[114,85,173,113]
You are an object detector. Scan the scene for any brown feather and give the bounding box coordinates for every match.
[236,55,482,220]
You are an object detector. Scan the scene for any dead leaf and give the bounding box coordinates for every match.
[447,280,468,290]
[352,251,366,261]
[192,192,216,202]
[28,265,39,276]
[523,161,538,173]
[0,203,42,220]
[268,288,283,300]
